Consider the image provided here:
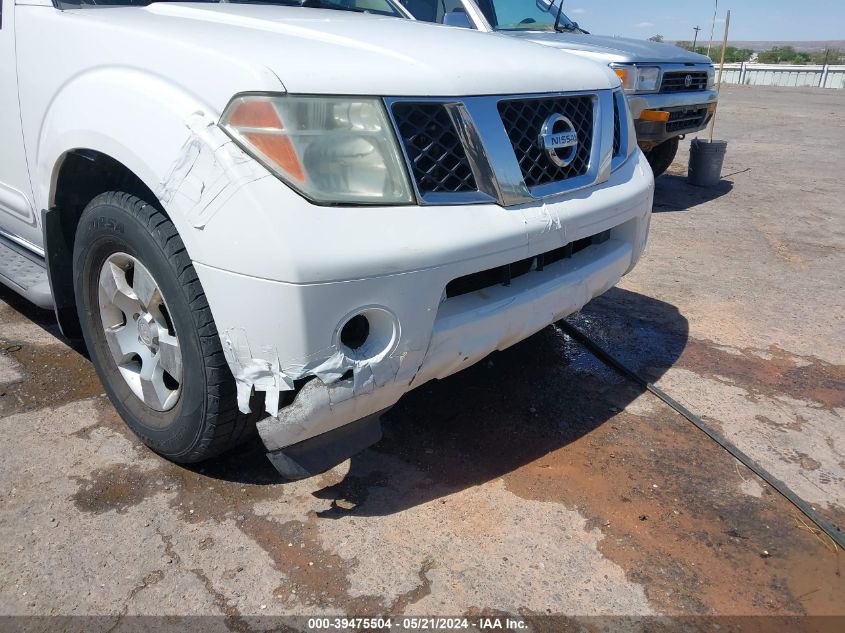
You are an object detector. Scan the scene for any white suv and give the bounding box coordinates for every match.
[0,0,653,478]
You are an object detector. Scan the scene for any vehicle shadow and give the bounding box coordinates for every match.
[0,284,89,356]
[652,173,733,213]
[200,287,689,514]
[1,280,688,504]
[0,283,63,335]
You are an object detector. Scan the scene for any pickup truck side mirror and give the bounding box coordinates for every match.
[443,9,474,29]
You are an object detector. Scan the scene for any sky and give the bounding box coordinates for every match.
[562,0,845,42]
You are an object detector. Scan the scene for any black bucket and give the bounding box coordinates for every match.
[688,138,728,187]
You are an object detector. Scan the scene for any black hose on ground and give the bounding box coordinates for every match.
[558,320,844,551]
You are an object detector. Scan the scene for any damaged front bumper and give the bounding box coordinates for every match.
[190,150,654,477]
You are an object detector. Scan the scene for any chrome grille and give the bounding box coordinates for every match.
[390,102,477,195]
[660,71,708,93]
[497,96,594,188]
[666,107,709,133]
[387,91,612,207]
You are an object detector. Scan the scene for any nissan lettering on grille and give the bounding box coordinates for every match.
[538,114,579,168]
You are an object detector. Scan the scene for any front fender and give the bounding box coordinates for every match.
[35,66,282,263]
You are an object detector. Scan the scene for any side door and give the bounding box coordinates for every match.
[0,0,41,250]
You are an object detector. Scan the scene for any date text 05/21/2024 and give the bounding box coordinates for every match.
[306,617,528,630]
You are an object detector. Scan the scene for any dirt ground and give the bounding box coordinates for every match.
[1,85,843,631]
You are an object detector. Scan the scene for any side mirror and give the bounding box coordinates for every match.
[443,9,474,29]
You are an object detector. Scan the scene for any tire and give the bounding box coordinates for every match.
[73,191,257,462]
[644,137,680,178]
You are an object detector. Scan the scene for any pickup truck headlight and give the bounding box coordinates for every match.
[707,66,716,89]
[611,65,661,93]
[221,94,413,205]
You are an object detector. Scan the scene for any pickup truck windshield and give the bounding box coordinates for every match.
[475,0,576,31]
[61,0,403,18]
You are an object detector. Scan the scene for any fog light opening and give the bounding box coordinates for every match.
[340,314,370,351]
[336,306,399,362]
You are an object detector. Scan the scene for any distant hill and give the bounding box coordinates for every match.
[671,40,845,53]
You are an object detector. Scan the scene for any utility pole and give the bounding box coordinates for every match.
[693,26,702,49]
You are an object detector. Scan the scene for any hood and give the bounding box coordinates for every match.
[78,4,616,97]
[505,31,713,65]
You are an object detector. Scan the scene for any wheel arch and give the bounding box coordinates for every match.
[45,150,167,338]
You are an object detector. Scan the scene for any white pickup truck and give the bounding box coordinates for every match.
[0,0,653,478]
[399,0,719,177]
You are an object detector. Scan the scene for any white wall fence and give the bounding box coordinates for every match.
[719,63,845,89]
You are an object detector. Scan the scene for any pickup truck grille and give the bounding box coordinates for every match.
[498,96,593,188]
[390,102,477,195]
[666,107,709,133]
[660,71,709,93]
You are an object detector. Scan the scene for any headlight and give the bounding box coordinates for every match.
[707,65,716,89]
[611,65,661,92]
[220,94,414,205]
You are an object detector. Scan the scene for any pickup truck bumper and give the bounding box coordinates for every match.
[627,89,718,146]
[191,150,654,476]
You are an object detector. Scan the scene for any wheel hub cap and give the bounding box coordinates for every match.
[97,253,182,412]
[137,313,158,348]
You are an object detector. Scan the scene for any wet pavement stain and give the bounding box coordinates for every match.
[0,339,102,417]
[679,341,845,411]
[68,437,417,613]
[0,285,102,417]
[70,463,182,515]
[241,514,382,612]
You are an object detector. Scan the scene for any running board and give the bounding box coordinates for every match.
[0,235,54,309]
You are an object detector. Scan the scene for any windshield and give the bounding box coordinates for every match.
[62,0,404,18]
[476,0,576,31]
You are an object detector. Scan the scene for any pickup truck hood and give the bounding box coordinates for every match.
[82,4,616,97]
[505,31,713,65]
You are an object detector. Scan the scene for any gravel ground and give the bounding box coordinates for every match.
[0,85,843,630]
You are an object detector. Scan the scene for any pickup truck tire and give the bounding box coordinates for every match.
[73,192,257,462]
[644,137,679,178]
